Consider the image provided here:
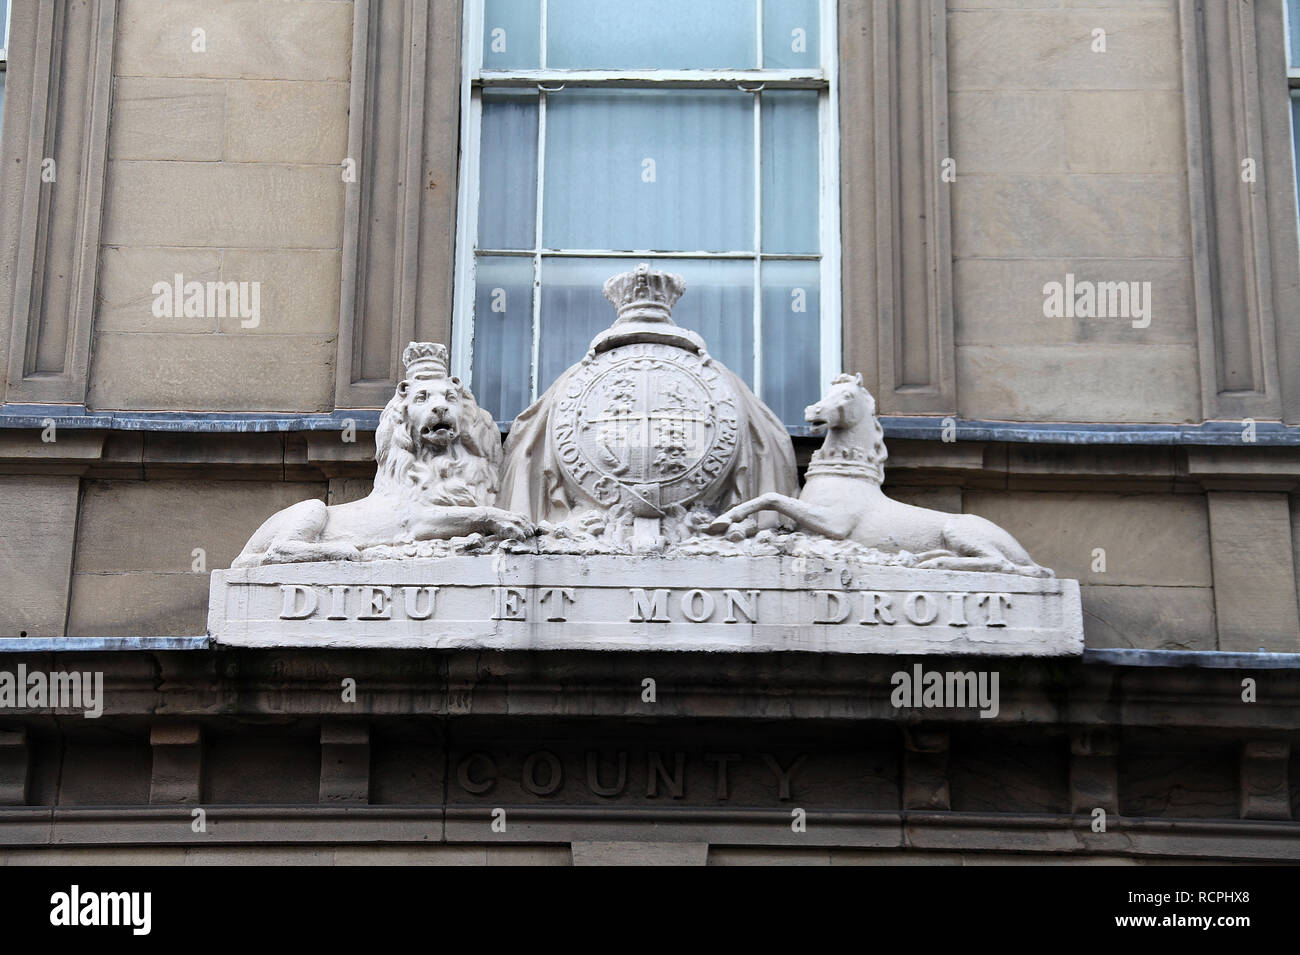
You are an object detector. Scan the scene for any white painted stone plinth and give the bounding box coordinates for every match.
[208,555,1083,656]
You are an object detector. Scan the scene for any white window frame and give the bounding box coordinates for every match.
[451,0,842,427]
[1289,0,1300,80]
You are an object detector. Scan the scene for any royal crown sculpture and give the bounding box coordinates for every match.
[214,265,1082,656]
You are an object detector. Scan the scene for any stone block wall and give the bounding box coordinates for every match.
[89,0,352,411]
[66,478,327,637]
[947,0,1197,423]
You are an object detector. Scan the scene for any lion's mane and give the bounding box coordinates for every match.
[372,378,503,508]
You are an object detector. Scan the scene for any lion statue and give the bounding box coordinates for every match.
[232,342,535,567]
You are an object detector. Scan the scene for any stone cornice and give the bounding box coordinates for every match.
[0,649,1296,732]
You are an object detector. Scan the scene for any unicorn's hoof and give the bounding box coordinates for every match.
[705,518,732,536]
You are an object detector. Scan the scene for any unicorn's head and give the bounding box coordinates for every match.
[805,372,887,481]
[805,372,874,432]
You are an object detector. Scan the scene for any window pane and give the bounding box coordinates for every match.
[538,257,754,397]
[761,259,820,427]
[479,91,538,250]
[544,89,753,252]
[763,0,819,69]
[1293,94,1300,211]
[482,0,540,69]
[761,90,819,254]
[1290,0,1300,68]
[547,0,756,69]
[474,255,535,422]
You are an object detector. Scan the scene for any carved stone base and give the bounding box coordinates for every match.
[209,556,1083,656]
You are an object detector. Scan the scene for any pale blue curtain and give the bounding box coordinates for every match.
[763,0,820,68]
[544,89,754,252]
[547,0,756,69]
[473,255,534,422]
[1290,0,1300,66]
[538,257,753,397]
[1293,96,1300,224]
[482,0,540,69]
[762,90,819,254]
[479,91,538,249]
[761,259,820,427]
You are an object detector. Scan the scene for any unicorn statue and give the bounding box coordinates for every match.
[707,373,1052,577]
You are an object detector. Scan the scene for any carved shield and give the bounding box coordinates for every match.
[551,342,742,516]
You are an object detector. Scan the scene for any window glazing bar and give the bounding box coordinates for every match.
[476,69,825,88]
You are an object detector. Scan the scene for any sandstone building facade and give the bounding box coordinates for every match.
[0,0,1299,864]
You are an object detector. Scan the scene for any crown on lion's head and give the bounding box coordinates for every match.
[372,342,503,506]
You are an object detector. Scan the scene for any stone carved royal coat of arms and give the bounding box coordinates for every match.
[211,265,1083,656]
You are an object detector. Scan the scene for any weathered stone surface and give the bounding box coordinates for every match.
[184,848,336,866]
[949,730,1070,814]
[68,481,325,636]
[1120,740,1237,819]
[902,728,950,811]
[1081,585,1216,651]
[1239,741,1290,821]
[150,723,202,804]
[1003,444,1179,485]
[0,477,81,638]
[115,0,352,81]
[948,9,1181,90]
[571,842,708,866]
[215,250,341,336]
[1065,91,1186,174]
[0,848,189,865]
[332,846,571,866]
[957,345,1201,423]
[102,161,344,249]
[204,737,319,805]
[954,258,1197,346]
[885,487,963,514]
[142,434,285,473]
[1207,492,1300,652]
[224,80,349,163]
[1070,729,1117,814]
[108,77,225,161]
[963,492,1212,586]
[949,91,1065,174]
[0,730,30,806]
[67,572,212,637]
[76,480,325,573]
[319,723,370,804]
[327,479,374,507]
[0,433,105,463]
[210,555,1084,656]
[58,741,152,805]
[948,0,1063,9]
[952,176,1189,258]
[96,246,223,333]
[87,333,336,411]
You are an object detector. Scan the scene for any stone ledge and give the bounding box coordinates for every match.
[0,807,1295,861]
[1,650,1298,729]
[208,556,1084,657]
[4,407,1300,445]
